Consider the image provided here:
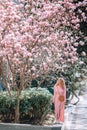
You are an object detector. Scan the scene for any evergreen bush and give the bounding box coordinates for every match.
[0,88,52,123]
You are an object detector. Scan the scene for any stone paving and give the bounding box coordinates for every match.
[62,91,87,130]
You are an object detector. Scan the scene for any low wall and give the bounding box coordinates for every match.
[0,123,62,130]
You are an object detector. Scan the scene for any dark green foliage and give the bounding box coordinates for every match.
[0,92,16,122]
[0,88,52,123]
[31,80,38,87]
[16,74,20,88]
[80,22,87,35]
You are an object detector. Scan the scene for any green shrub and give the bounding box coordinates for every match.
[0,88,52,123]
[0,92,16,121]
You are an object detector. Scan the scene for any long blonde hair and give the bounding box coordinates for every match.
[56,77,65,89]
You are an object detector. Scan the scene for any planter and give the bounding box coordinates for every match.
[0,123,62,130]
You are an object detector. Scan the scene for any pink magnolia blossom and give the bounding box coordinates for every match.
[81,51,86,56]
[0,0,86,89]
[74,42,79,47]
[79,41,85,46]
[79,61,84,65]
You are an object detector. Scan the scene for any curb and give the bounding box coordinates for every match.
[0,123,62,130]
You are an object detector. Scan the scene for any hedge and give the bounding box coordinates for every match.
[0,88,52,123]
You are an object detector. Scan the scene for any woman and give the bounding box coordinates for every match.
[53,77,66,124]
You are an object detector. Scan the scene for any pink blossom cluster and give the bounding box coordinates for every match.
[0,0,86,87]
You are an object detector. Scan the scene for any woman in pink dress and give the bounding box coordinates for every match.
[53,77,66,123]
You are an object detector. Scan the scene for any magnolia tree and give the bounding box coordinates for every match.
[0,0,87,122]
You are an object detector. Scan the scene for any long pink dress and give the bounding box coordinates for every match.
[53,85,66,122]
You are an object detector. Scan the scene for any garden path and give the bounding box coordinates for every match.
[62,87,87,130]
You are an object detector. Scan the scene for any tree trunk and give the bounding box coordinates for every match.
[20,65,26,90]
[15,90,20,123]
